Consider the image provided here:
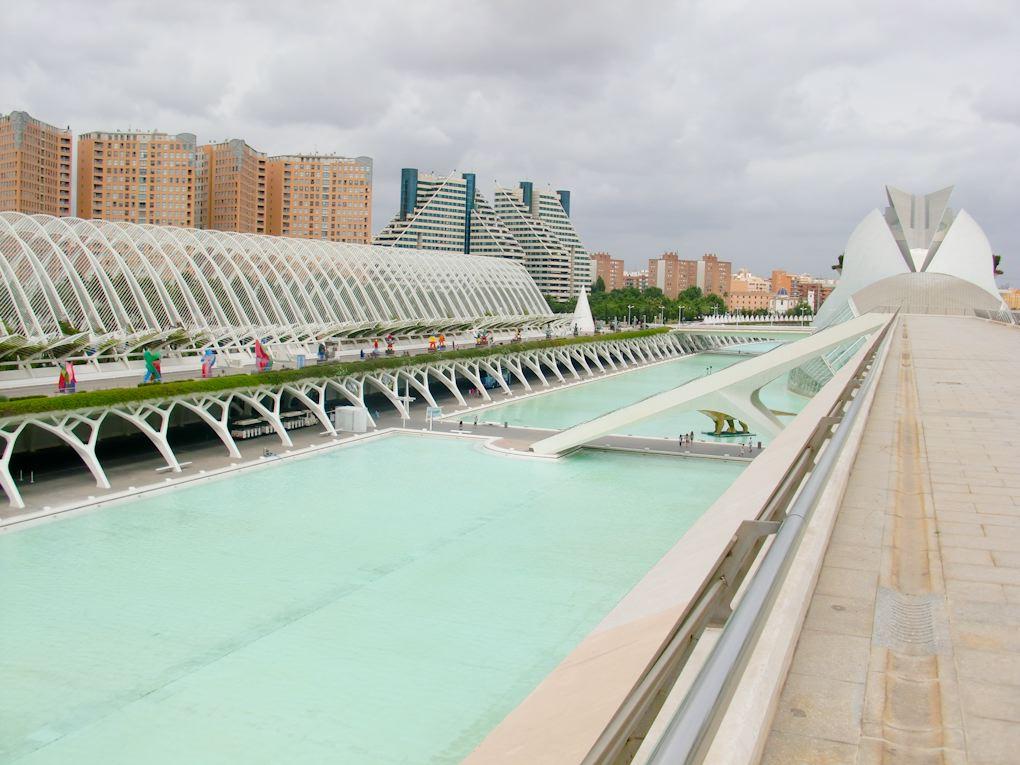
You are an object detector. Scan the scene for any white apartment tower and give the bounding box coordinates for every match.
[376,170,592,300]
[375,170,522,260]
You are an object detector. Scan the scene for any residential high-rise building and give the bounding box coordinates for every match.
[647,252,697,299]
[76,130,197,226]
[647,252,731,299]
[590,252,625,291]
[376,170,592,299]
[698,253,732,297]
[0,111,71,216]
[624,271,648,290]
[199,139,266,233]
[266,154,372,243]
[374,170,522,259]
[492,182,592,299]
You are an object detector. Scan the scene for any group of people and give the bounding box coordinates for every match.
[678,431,696,447]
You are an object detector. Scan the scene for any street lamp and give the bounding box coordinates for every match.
[627,304,635,325]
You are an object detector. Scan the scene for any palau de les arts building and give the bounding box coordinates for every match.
[374,169,594,300]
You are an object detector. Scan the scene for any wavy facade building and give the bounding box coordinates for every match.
[376,169,593,300]
[0,212,553,362]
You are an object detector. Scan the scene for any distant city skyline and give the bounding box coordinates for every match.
[2,1,1018,281]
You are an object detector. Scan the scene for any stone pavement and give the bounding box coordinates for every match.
[762,316,1020,765]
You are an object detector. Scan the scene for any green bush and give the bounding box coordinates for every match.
[0,328,669,418]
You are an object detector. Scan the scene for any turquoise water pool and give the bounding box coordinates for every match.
[0,434,743,764]
[476,346,810,443]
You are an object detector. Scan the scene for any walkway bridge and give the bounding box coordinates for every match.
[530,313,888,455]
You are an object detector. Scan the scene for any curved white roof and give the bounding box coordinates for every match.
[0,213,553,356]
[816,186,1004,327]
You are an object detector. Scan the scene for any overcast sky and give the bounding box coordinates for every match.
[4,0,1017,279]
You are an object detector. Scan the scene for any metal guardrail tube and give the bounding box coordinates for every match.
[646,323,893,764]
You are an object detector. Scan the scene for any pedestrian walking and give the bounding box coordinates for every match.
[458,420,464,431]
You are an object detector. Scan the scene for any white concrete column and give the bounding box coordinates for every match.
[479,360,513,395]
[178,396,242,458]
[453,361,491,402]
[426,366,467,406]
[113,404,182,473]
[519,353,548,386]
[0,423,27,508]
[235,390,293,447]
[502,357,532,391]
[284,382,337,436]
[363,374,410,418]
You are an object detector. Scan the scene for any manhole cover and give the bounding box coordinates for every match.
[872,588,949,655]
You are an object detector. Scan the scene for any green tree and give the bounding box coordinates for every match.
[679,286,703,302]
[592,276,606,293]
[787,301,813,316]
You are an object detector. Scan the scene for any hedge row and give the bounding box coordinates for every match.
[0,328,670,418]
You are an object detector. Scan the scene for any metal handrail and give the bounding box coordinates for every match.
[582,315,895,765]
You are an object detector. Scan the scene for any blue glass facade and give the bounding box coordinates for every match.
[519,180,533,210]
[557,190,571,217]
[462,172,476,254]
[400,168,418,220]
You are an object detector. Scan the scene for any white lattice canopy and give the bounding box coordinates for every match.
[0,213,553,359]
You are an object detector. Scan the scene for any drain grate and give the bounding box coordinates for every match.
[872,588,949,655]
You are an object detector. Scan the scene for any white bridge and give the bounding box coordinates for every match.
[530,313,891,455]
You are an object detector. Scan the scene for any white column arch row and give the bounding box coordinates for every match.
[0,335,691,508]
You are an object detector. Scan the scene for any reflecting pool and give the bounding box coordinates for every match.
[0,434,743,764]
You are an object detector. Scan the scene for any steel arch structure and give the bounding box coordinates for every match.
[0,212,554,361]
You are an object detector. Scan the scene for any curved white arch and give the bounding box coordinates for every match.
[0,213,552,356]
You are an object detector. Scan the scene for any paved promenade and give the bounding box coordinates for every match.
[763,316,1020,765]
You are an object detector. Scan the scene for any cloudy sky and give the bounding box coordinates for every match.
[4,0,1018,279]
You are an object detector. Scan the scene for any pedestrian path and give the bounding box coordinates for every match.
[762,315,1020,765]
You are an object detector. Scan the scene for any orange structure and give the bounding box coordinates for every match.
[647,252,697,299]
[199,139,266,233]
[0,110,71,216]
[77,130,197,226]
[624,271,648,290]
[590,252,625,291]
[699,253,732,298]
[771,269,794,295]
[647,252,731,299]
[266,154,372,243]
[727,270,772,311]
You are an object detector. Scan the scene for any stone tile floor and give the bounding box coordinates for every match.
[762,316,1020,765]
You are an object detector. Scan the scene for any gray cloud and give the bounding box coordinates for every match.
[2,0,1018,280]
